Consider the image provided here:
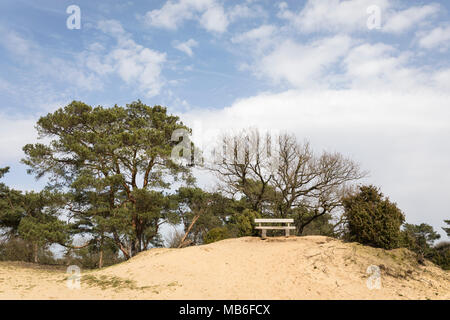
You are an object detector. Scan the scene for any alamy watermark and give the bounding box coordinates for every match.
[367,5,381,30]
[66,265,81,290]
[170,125,282,170]
[366,265,381,290]
[66,5,81,30]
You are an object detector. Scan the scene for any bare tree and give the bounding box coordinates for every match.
[208,129,366,235]
[208,128,276,214]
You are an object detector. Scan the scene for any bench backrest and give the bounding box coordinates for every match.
[254,218,294,223]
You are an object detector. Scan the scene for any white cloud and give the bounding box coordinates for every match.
[227,2,267,22]
[278,0,390,33]
[432,68,450,90]
[200,5,229,33]
[86,20,167,97]
[173,38,199,56]
[183,89,450,140]
[144,0,264,33]
[231,25,277,44]
[98,19,126,36]
[234,26,445,93]
[278,0,439,35]
[231,24,278,56]
[257,35,353,88]
[145,0,207,30]
[277,2,288,11]
[81,48,114,76]
[112,47,166,96]
[48,58,100,90]
[0,30,99,91]
[0,31,34,56]
[417,25,450,50]
[341,43,424,91]
[0,114,38,165]
[145,0,227,32]
[0,21,168,99]
[383,4,440,34]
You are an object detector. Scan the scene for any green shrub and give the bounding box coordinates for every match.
[203,227,230,244]
[0,237,56,263]
[229,209,261,237]
[429,241,450,270]
[343,185,405,249]
[300,212,335,236]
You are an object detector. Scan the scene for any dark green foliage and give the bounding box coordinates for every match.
[200,208,261,244]
[175,187,229,245]
[175,187,260,245]
[429,241,450,270]
[0,237,33,261]
[300,212,335,236]
[201,205,265,243]
[289,206,337,236]
[227,209,261,237]
[343,185,405,249]
[0,237,56,263]
[401,223,441,265]
[62,237,125,269]
[0,167,24,236]
[401,223,440,252]
[443,220,450,237]
[0,168,69,262]
[203,227,231,244]
[17,191,69,247]
[21,100,193,259]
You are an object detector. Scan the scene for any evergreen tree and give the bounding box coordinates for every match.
[402,223,441,265]
[0,167,24,237]
[443,220,450,237]
[343,185,405,249]
[22,100,193,259]
[0,167,69,262]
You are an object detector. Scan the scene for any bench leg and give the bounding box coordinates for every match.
[285,228,290,237]
[261,229,267,239]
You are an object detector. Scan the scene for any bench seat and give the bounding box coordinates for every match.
[254,218,295,238]
[254,226,296,230]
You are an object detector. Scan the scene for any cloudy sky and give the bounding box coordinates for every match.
[0,0,449,238]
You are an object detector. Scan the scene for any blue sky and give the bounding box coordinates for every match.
[0,0,450,238]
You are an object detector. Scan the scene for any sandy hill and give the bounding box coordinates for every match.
[0,236,448,299]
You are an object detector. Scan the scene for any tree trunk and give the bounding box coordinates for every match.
[130,218,143,256]
[98,235,104,269]
[112,230,130,259]
[297,224,304,236]
[99,249,103,269]
[131,237,142,257]
[33,243,38,263]
[178,215,200,248]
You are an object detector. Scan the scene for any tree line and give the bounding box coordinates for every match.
[0,101,448,270]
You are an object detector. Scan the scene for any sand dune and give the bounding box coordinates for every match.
[0,236,448,299]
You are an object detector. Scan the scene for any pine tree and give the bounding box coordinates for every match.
[0,167,69,262]
[22,100,193,259]
[443,220,450,237]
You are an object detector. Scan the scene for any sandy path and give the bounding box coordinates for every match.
[0,236,448,299]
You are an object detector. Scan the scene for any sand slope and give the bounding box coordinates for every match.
[0,236,448,299]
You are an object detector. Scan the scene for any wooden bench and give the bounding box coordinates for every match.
[254,218,296,239]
